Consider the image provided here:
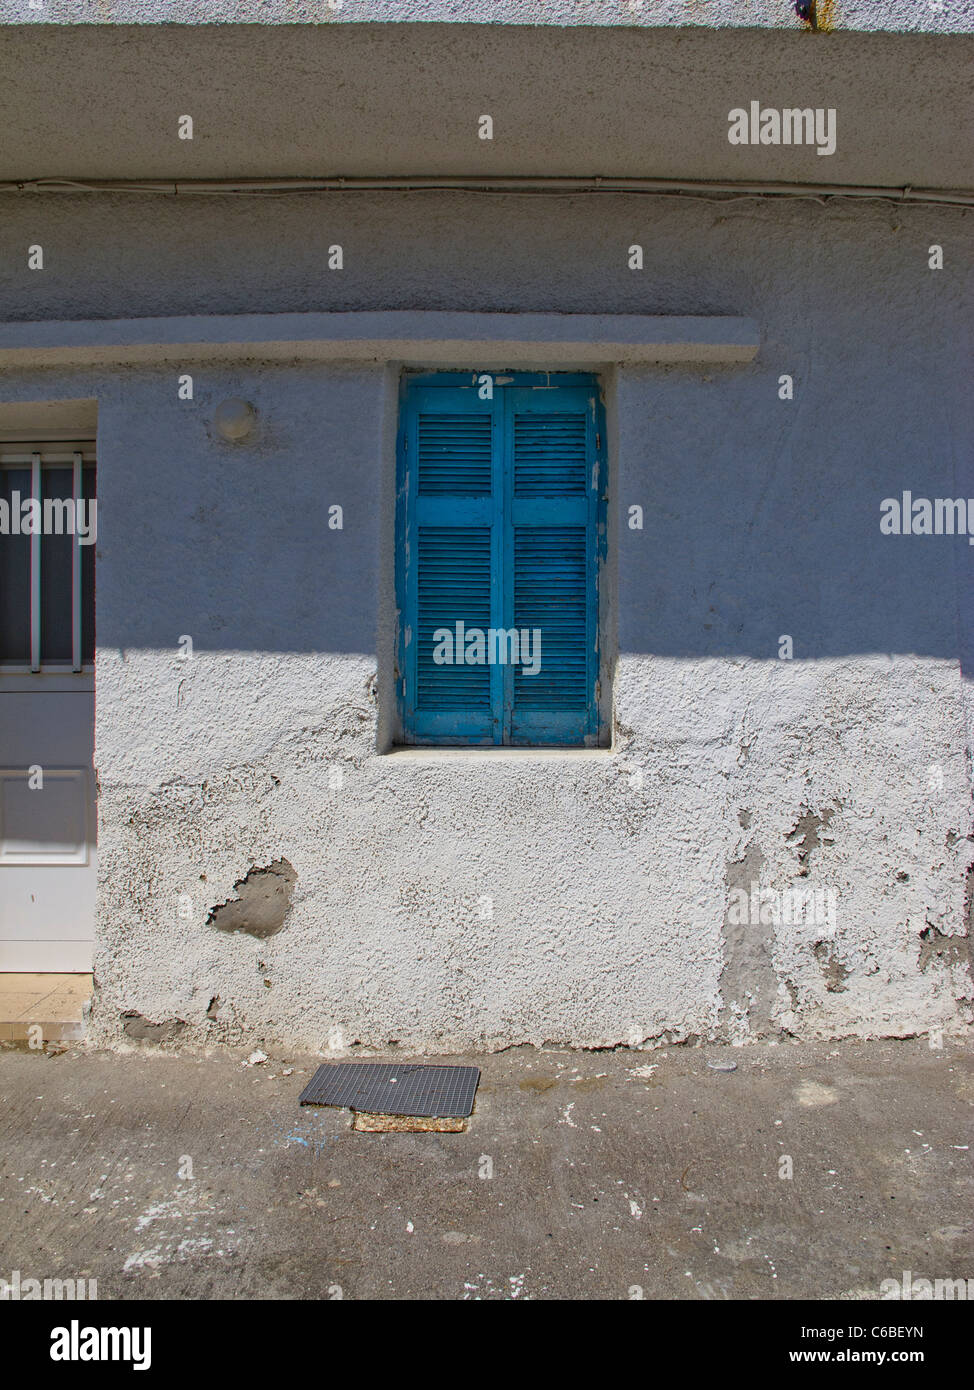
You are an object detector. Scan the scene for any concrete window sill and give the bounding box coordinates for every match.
[382,746,615,761]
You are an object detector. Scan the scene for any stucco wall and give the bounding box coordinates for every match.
[1,189,972,1049]
[3,0,973,33]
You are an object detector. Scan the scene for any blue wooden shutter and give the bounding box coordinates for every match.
[505,387,602,745]
[398,385,502,743]
[397,374,604,746]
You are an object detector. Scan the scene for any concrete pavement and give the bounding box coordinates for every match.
[0,1039,971,1300]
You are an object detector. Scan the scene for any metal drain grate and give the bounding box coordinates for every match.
[298,1062,480,1118]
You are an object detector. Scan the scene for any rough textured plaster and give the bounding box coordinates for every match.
[0,191,971,1051]
[1,0,972,33]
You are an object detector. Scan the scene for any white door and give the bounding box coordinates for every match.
[0,443,96,971]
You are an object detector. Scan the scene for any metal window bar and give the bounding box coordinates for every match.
[29,451,41,672]
[72,451,82,672]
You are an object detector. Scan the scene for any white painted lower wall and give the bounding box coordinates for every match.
[87,642,974,1051]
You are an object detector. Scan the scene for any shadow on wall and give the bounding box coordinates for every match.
[89,355,974,672]
[616,359,974,671]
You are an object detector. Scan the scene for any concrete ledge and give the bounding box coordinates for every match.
[0,311,760,369]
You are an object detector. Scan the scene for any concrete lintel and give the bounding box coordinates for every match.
[0,311,760,370]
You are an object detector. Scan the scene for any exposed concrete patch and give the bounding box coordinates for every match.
[120,1012,187,1044]
[917,924,970,974]
[813,940,850,993]
[786,804,839,878]
[206,858,297,939]
[720,842,777,1039]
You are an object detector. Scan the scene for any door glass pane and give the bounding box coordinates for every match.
[0,468,30,663]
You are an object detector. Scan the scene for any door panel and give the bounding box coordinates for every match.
[0,443,96,972]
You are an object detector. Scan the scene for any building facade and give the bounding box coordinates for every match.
[0,1,972,1049]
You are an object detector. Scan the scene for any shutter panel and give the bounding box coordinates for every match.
[399,385,501,743]
[507,387,601,745]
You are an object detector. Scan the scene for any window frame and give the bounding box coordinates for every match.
[0,442,96,676]
[394,369,608,748]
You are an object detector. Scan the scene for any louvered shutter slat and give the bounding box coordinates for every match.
[417,527,492,708]
[513,414,588,496]
[419,414,492,495]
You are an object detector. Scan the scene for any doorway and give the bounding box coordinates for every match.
[0,439,96,972]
